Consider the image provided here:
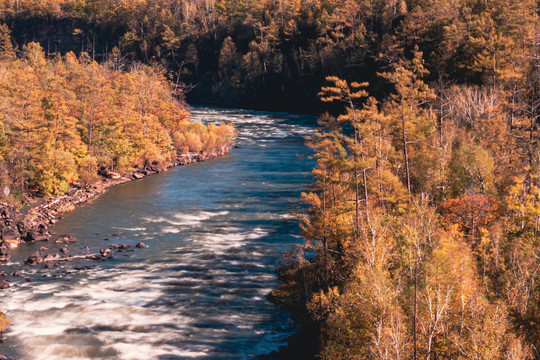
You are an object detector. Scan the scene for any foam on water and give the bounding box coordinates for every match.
[142,210,229,228]
[114,227,146,232]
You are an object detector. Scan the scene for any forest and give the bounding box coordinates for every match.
[1,0,540,359]
[270,1,540,359]
[0,0,521,113]
[0,26,235,201]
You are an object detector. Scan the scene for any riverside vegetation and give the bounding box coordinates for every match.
[2,0,540,359]
[0,32,235,200]
[0,25,235,255]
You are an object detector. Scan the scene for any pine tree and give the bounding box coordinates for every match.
[380,48,436,193]
[0,23,15,61]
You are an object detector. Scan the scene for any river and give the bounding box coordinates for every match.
[0,107,316,359]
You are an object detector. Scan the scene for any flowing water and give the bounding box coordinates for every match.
[0,107,316,360]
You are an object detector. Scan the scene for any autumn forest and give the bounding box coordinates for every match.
[0,0,540,359]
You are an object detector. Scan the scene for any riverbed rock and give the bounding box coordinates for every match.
[108,172,122,180]
[0,243,11,262]
[135,242,146,248]
[55,234,77,244]
[0,280,9,289]
[100,248,111,256]
[60,246,69,254]
[23,224,50,242]
[131,172,145,180]
[0,225,19,241]
[44,262,56,269]
[12,271,20,277]
[74,265,92,271]
[44,253,60,261]
[26,252,44,266]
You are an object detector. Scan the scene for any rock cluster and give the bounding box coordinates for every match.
[0,202,52,252]
[18,235,147,270]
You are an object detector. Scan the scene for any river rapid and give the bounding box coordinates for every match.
[0,107,316,359]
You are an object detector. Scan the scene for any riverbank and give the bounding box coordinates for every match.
[0,146,232,261]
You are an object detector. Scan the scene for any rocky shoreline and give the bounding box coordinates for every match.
[0,147,231,266]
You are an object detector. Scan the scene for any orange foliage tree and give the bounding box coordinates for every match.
[439,194,498,240]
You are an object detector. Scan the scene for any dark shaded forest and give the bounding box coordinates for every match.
[0,0,522,113]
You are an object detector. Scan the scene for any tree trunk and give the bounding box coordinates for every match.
[413,255,418,360]
[401,101,412,193]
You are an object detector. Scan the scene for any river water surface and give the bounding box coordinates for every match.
[0,107,315,359]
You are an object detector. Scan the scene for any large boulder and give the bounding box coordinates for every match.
[0,202,16,219]
[0,243,11,262]
[23,224,50,242]
[98,167,122,179]
[107,172,122,180]
[26,252,44,266]
[0,225,19,241]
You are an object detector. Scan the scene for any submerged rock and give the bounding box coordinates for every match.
[55,234,77,244]
[136,242,146,248]
[44,262,56,269]
[100,248,111,257]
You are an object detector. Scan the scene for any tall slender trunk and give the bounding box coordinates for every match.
[413,255,418,360]
[351,104,360,238]
[323,168,328,284]
[401,100,411,192]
